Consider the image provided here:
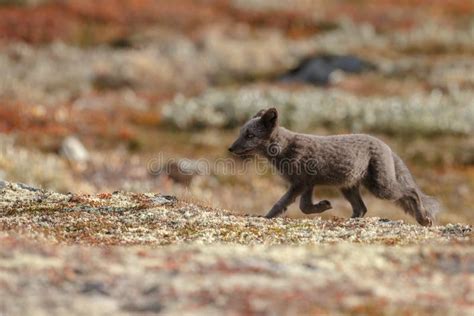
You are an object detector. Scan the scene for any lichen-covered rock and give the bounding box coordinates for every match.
[0,181,471,245]
[0,181,472,315]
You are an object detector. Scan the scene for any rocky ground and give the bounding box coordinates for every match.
[0,181,472,315]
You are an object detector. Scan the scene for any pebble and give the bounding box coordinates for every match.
[60,136,90,163]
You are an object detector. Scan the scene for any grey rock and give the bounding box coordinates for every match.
[122,300,163,313]
[279,54,376,85]
[17,182,41,192]
[152,194,177,206]
[61,136,90,163]
[80,281,110,296]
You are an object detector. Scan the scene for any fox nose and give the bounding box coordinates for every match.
[228,147,233,153]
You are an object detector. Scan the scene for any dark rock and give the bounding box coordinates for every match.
[93,73,134,91]
[122,300,163,313]
[80,281,109,296]
[142,285,160,295]
[108,38,134,49]
[279,54,377,85]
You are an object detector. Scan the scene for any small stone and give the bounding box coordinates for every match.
[152,194,177,206]
[122,300,163,313]
[80,281,109,296]
[60,136,90,163]
[17,182,41,192]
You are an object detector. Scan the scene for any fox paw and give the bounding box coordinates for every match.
[419,215,433,227]
[318,200,332,210]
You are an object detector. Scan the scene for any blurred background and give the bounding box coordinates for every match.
[0,0,472,224]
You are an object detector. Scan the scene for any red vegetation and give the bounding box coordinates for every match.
[0,0,324,44]
[0,100,161,148]
[5,0,471,44]
[0,102,69,135]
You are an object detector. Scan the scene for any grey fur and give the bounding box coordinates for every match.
[229,108,440,226]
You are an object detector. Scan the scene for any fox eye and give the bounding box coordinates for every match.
[246,133,255,139]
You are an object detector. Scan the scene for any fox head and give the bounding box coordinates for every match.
[228,107,278,156]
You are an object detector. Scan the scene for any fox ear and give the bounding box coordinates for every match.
[260,107,278,130]
[252,109,266,118]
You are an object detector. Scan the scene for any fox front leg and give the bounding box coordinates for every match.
[264,185,303,219]
[299,187,332,214]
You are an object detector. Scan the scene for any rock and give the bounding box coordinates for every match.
[92,73,134,91]
[17,182,41,192]
[152,194,177,206]
[165,159,207,185]
[122,300,163,313]
[0,180,7,190]
[80,281,109,296]
[60,136,90,163]
[279,54,377,85]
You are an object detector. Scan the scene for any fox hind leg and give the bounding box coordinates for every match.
[340,186,367,218]
[364,148,433,226]
[363,148,404,201]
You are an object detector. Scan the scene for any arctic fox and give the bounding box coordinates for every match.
[228,108,439,226]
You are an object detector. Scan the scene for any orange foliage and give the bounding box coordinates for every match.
[0,101,154,146]
[0,0,335,44]
[1,0,471,44]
